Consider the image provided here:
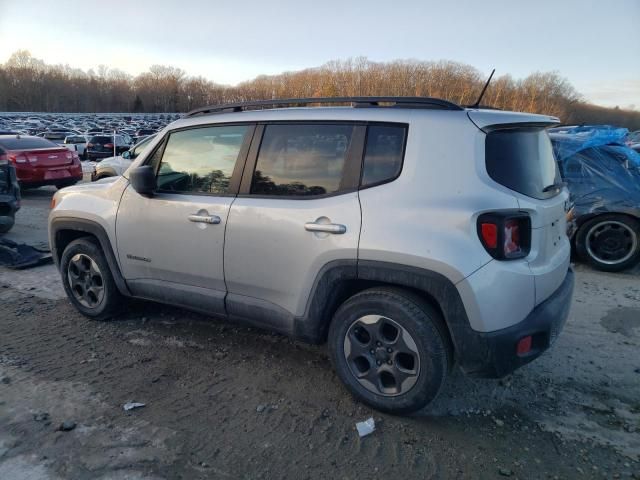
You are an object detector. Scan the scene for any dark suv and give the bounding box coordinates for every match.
[0,147,20,233]
[86,135,130,161]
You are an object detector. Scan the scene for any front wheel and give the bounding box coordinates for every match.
[60,237,124,320]
[575,214,640,272]
[328,287,450,414]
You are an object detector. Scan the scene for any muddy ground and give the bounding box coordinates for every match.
[0,187,639,480]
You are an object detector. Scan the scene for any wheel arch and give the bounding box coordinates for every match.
[50,218,131,296]
[294,260,470,364]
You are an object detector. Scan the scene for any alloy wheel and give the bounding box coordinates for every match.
[67,253,105,308]
[343,315,420,396]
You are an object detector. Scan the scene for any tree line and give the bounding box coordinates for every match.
[1,50,638,129]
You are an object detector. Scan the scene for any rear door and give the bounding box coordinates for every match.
[224,123,363,328]
[116,123,254,314]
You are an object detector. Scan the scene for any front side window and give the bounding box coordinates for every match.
[156,125,249,194]
[251,124,353,197]
[361,125,407,187]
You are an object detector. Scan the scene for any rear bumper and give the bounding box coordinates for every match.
[15,165,83,186]
[458,267,574,378]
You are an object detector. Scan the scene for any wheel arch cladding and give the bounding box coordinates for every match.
[294,260,483,370]
[50,218,131,296]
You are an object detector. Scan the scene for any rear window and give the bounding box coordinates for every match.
[0,137,58,150]
[485,128,561,200]
[90,136,113,144]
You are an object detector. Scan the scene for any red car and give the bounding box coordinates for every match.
[0,135,83,189]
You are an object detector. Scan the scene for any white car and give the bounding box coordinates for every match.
[91,134,156,181]
[64,135,88,159]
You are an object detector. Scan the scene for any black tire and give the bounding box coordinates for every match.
[575,214,640,272]
[60,237,124,320]
[328,287,450,414]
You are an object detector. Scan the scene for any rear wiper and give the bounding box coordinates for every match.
[542,181,567,192]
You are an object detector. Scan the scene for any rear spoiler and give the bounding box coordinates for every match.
[467,110,560,133]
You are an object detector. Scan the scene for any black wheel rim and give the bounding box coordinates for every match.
[585,220,637,265]
[67,253,105,308]
[343,315,420,397]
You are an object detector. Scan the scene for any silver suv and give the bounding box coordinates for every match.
[49,97,574,413]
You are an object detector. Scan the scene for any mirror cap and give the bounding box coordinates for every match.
[130,165,156,195]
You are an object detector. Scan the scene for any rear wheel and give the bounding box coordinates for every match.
[60,237,124,320]
[575,214,640,272]
[328,287,450,414]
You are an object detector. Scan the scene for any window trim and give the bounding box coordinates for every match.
[143,122,256,198]
[358,122,409,190]
[238,121,366,200]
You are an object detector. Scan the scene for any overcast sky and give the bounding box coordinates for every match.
[0,0,638,109]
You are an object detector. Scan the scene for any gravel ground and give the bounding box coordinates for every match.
[0,187,639,480]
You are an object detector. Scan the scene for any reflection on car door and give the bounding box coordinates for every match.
[224,123,363,332]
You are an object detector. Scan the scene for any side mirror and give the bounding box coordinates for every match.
[122,150,130,159]
[129,165,156,196]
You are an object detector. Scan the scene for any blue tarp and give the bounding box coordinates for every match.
[549,126,640,235]
[549,125,640,167]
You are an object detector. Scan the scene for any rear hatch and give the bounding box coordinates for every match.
[89,136,117,153]
[469,110,570,305]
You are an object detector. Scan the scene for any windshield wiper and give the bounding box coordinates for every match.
[542,181,566,193]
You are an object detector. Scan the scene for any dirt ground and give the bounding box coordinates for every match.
[0,187,639,480]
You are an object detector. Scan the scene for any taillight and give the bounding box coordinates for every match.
[87,143,94,148]
[104,143,114,149]
[8,153,28,163]
[65,152,73,160]
[477,212,531,260]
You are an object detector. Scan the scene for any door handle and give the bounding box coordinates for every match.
[188,214,221,224]
[304,221,346,234]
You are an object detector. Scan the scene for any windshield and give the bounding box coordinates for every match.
[485,128,561,200]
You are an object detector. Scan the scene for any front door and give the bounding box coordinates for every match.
[116,123,254,314]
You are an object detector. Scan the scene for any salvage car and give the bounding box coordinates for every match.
[64,135,89,160]
[0,146,20,233]
[92,134,156,181]
[49,97,574,414]
[550,126,640,271]
[0,135,82,190]
[86,134,130,161]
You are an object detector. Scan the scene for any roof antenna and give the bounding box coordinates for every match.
[470,69,495,109]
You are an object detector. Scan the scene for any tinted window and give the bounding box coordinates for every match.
[361,125,406,187]
[156,125,249,194]
[486,128,561,200]
[0,137,58,149]
[251,124,353,196]
[90,136,112,144]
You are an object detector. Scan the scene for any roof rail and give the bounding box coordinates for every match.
[185,96,463,117]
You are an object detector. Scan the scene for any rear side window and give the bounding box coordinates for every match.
[486,128,561,200]
[361,125,407,187]
[251,124,353,196]
[0,137,58,149]
[156,125,249,194]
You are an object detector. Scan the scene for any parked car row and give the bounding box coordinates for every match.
[0,113,179,160]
